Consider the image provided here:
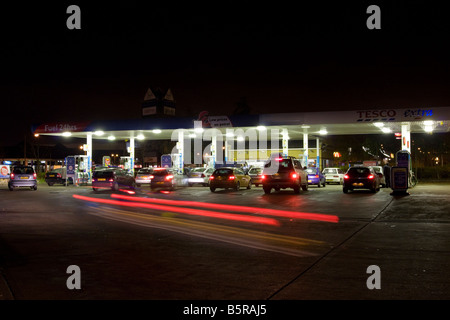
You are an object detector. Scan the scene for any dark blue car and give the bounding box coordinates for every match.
[306,167,326,188]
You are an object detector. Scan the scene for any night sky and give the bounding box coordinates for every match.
[2,1,450,146]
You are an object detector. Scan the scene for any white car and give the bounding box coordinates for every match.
[370,166,386,187]
[322,167,345,185]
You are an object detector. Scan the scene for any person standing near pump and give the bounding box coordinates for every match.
[383,164,391,188]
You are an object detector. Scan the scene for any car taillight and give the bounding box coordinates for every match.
[10,173,15,179]
[57,173,61,178]
[261,175,266,180]
[368,174,374,179]
[291,173,298,179]
[275,157,283,161]
[33,173,37,179]
[315,175,319,178]
[344,174,349,179]
[228,175,235,180]
[165,175,174,180]
[201,173,205,178]
[149,175,154,179]
[209,176,214,180]
[109,178,114,182]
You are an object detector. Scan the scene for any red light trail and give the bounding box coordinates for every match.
[72,194,280,226]
[110,194,339,223]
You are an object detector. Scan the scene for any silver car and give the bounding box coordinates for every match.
[188,167,215,186]
[9,166,38,191]
[135,168,154,187]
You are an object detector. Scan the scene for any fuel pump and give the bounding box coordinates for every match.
[65,155,90,186]
[120,156,133,173]
[390,150,411,195]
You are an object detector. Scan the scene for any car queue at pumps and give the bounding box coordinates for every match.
[7,106,446,193]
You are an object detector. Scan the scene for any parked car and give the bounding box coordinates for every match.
[45,167,70,186]
[188,167,215,186]
[8,165,37,191]
[261,156,308,194]
[150,168,178,190]
[322,167,345,185]
[135,168,154,187]
[306,167,326,187]
[209,167,252,192]
[343,166,380,193]
[92,168,135,192]
[247,166,264,187]
[370,166,386,187]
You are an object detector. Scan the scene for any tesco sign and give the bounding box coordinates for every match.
[357,110,397,121]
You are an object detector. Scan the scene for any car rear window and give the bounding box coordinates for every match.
[153,169,170,176]
[348,167,371,175]
[13,167,34,174]
[249,167,262,174]
[264,159,293,172]
[94,170,114,178]
[192,167,206,172]
[214,169,233,176]
[372,167,382,173]
[323,168,336,174]
[306,169,316,174]
[138,169,153,174]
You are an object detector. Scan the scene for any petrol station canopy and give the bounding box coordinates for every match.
[32,106,450,141]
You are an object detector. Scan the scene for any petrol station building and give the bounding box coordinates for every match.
[32,106,450,184]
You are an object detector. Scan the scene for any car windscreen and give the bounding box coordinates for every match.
[213,169,233,176]
[93,170,114,178]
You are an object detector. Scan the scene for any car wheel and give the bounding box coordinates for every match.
[301,182,308,191]
[293,185,300,194]
[188,183,193,187]
[112,182,119,191]
[136,183,141,187]
[343,187,348,193]
[48,182,54,186]
[323,180,326,187]
[263,186,271,194]
[92,187,98,192]
[317,181,321,188]
[255,184,259,187]
[210,187,216,192]
[247,181,252,189]
[33,185,37,191]
[235,181,240,191]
